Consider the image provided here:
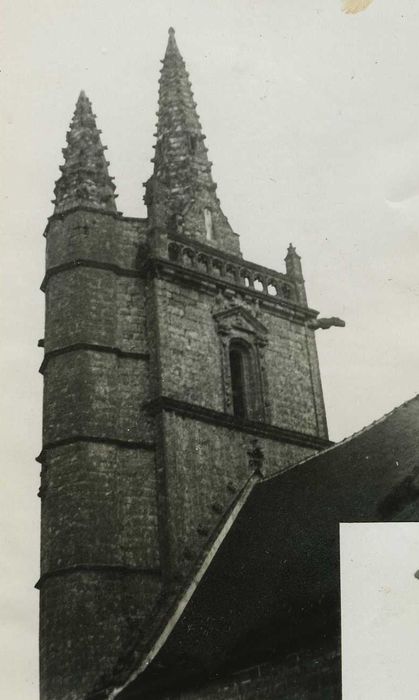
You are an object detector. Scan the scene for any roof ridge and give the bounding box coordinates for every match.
[97,470,262,699]
[262,391,419,484]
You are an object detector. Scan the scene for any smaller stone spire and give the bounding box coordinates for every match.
[285,243,307,305]
[285,243,302,277]
[53,91,118,215]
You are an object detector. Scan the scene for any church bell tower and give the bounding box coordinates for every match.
[38,29,330,700]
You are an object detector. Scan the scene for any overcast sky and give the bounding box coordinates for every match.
[1,1,419,697]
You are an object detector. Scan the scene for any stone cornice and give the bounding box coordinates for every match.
[43,205,148,236]
[36,436,155,463]
[145,257,318,322]
[169,232,286,279]
[169,232,243,260]
[40,254,317,323]
[35,564,161,590]
[39,343,149,374]
[145,396,332,450]
[40,258,139,291]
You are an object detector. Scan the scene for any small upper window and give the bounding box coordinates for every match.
[214,308,268,422]
[204,208,213,240]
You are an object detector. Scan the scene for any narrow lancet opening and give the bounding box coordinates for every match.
[229,341,248,418]
[204,208,213,240]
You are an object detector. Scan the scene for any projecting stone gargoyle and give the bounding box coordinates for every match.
[308,317,346,330]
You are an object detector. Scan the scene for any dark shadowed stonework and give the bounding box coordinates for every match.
[38,27,417,700]
[107,394,419,700]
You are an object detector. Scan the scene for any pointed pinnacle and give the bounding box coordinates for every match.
[75,90,91,108]
[165,26,181,56]
[53,91,118,215]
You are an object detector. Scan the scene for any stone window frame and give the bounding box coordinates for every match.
[213,306,270,422]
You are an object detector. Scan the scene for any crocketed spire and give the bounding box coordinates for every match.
[145,28,240,255]
[53,91,118,215]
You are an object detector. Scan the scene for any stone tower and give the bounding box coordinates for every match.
[38,29,330,700]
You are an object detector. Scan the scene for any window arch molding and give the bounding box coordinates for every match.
[213,306,270,421]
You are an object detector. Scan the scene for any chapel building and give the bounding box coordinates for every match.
[38,28,419,700]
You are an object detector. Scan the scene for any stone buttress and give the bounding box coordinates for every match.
[38,93,161,700]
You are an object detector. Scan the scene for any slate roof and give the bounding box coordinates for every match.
[100,394,419,699]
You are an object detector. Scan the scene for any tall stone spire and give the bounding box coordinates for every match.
[53,91,118,215]
[145,28,240,255]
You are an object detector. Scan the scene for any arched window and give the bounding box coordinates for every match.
[214,307,269,422]
[229,340,252,418]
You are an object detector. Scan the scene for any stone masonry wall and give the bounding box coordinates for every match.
[151,269,327,580]
[39,443,162,699]
[155,279,224,410]
[153,275,326,437]
[162,412,316,578]
[45,211,147,270]
[43,352,153,443]
[40,212,161,700]
[261,312,325,437]
[40,205,329,699]
[40,572,161,700]
[44,269,148,354]
[40,443,159,574]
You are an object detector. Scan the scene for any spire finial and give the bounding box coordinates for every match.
[166,26,179,54]
[75,90,90,108]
